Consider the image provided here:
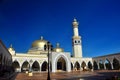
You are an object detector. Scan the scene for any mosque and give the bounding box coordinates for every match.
[7,19,93,72]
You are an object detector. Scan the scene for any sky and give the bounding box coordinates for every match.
[0,0,120,57]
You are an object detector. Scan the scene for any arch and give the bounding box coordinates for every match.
[21,61,30,72]
[71,63,73,70]
[57,57,66,71]
[41,61,48,71]
[93,61,98,70]
[105,59,111,70]
[113,58,120,70]
[74,61,80,71]
[12,60,20,72]
[99,60,104,70]
[54,53,71,72]
[32,61,40,71]
[88,61,92,70]
[81,61,86,71]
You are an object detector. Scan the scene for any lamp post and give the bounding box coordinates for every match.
[44,42,53,80]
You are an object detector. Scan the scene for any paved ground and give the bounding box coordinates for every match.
[15,70,120,80]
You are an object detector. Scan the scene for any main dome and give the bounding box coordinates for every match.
[31,36,48,48]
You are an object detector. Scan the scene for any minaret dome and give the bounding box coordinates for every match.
[72,18,79,27]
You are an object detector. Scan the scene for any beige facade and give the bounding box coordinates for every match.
[8,19,93,72]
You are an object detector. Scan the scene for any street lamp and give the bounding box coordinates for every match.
[44,41,53,80]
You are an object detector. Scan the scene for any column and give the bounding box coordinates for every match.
[110,62,113,70]
[67,61,71,72]
[52,61,55,72]
[29,65,32,72]
[19,65,22,72]
[39,65,41,72]
[86,63,88,70]
[104,63,106,70]
[97,63,100,70]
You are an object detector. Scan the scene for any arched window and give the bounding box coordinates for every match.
[21,61,30,72]
[78,41,80,43]
[88,61,92,70]
[99,60,104,70]
[93,61,98,70]
[41,61,47,71]
[81,61,86,71]
[32,61,40,71]
[12,61,20,72]
[105,59,111,70]
[113,58,120,70]
[74,61,80,71]
[75,40,77,43]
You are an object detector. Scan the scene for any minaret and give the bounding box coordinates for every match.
[72,18,82,57]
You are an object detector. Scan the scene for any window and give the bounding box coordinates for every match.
[75,40,77,43]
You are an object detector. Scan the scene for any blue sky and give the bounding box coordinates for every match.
[0,0,120,57]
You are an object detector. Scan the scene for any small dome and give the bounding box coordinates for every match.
[8,44,15,55]
[54,43,64,52]
[8,44,14,51]
[31,36,48,48]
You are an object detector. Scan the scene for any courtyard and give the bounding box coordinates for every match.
[15,70,120,80]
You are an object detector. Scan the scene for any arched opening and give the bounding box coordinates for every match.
[99,60,104,70]
[93,61,98,70]
[12,61,20,72]
[81,61,86,71]
[71,63,73,70]
[105,59,111,70]
[41,61,48,71]
[74,61,80,71]
[32,61,40,71]
[57,57,66,71]
[21,61,30,72]
[88,61,92,70]
[113,58,120,70]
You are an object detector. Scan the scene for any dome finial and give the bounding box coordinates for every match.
[41,36,43,40]
[10,44,12,48]
[73,18,77,22]
[56,43,60,48]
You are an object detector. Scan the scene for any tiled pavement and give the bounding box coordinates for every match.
[15,70,120,80]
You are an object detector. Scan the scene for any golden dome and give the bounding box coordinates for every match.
[54,43,64,52]
[31,36,48,48]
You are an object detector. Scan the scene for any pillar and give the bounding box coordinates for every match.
[19,65,22,72]
[110,62,113,70]
[29,64,32,72]
[104,63,106,70]
[97,63,100,70]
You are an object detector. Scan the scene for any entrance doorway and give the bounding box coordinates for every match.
[57,57,66,71]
